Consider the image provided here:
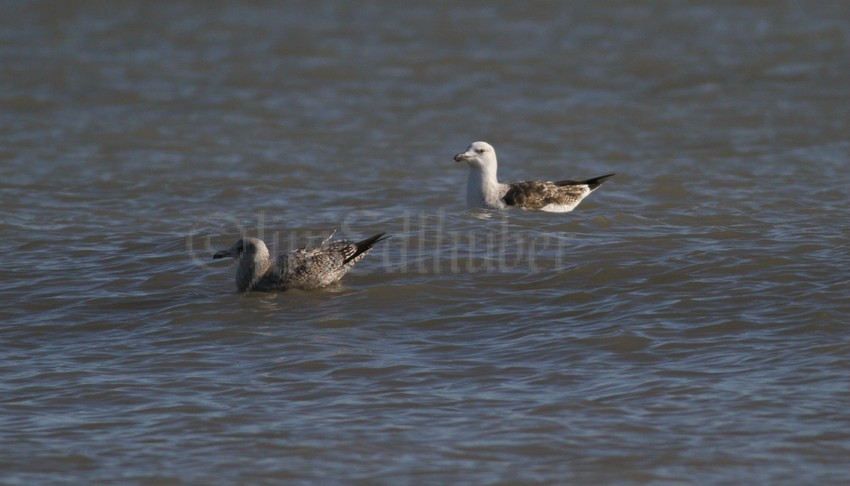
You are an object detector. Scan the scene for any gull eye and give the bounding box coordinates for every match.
[475,148,485,154]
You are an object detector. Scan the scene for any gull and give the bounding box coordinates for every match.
[213,232,389,292]
[454,141,614,212]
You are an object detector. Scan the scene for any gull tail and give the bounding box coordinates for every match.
[556,173,615,190]
[343,233,391,265]
[583,173,616,190]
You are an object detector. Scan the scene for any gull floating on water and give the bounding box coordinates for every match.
[213,232,389,292]
[454,141,614,212]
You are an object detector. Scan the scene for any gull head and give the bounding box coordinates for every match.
[213,237,272,292]
[213,237,268,261]
[454,141,496,170]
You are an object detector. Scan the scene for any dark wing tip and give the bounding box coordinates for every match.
[343,232,390,265]
[555,173,615,189]
[585,173,615,189]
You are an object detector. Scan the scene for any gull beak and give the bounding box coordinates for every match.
[454,152,471,162]
[212,249,235,259]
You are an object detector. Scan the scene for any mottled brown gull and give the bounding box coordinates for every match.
[213,232,389,292]
[454,141,615,212]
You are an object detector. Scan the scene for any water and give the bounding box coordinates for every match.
[2,1,850,483]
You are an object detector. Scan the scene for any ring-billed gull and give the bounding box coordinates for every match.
[213,232,389,292]
[454,141,614,212]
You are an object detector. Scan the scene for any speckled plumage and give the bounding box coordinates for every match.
[213,233,388,292]
[502,175,615,211]
[454,141,614,212]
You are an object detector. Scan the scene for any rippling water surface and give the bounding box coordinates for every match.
[2,1,850,483]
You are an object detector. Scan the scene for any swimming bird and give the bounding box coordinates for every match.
[213,232,389,292]
[454,141,614,212]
